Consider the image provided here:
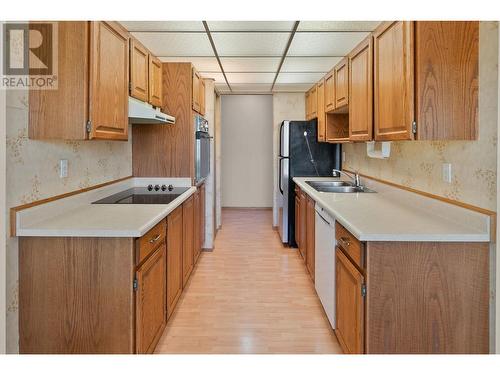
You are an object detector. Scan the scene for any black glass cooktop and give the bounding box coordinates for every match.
[93,187,190,204]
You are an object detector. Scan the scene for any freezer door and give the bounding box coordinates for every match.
[279,121,290,158]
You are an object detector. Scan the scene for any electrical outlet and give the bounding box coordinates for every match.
[442,163,452,183]
[60,159,68,178]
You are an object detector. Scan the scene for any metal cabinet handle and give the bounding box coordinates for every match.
[338,236,351,248]
[149,234,161,244]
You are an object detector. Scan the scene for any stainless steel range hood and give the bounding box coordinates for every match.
[128,97,175,125]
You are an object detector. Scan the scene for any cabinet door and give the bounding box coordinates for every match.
[305,196,315,280]
[167,206,183,319]
[194,189,201,264]
[305,91,310,120]
[349,36,373,141]
[334,57,349,109]
[335,248,365,354]
[130,38,149,102]
[148,55,163,107]
[317,79,326,142]
[182,196,195,286]
[309,85,318,118]
[324,70,335,112]
[200,184,206,249]
[135,243,167,354]
[299,191,307,261]
[200,79,206,116]
[89,21,129,140]
[373,21,414,141]
[295,195,301,247]
[192,68,201,112]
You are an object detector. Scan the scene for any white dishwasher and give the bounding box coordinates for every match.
[314,203,336,329]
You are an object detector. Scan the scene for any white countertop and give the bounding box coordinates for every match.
[16,178,196,237]
[293,177,491,242]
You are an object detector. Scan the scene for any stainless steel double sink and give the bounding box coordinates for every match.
[305,180,376,193]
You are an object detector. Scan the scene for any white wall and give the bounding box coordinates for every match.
[221,95,273,208]
[0,21,7,353]
[215,94,222,229]
[271,93,306,226]
[203,79,215,249]
[497,21,500,354]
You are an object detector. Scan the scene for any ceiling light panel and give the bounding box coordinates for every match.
[276,72,327,84]
[121,21,205,32]
[211,32,290,56]
[288,32,369,56]
[159,57,221,72]
[132,32,213,56]
[207,21,296,32]
[220,57,280,72]
[229,83,272,92]
[281,57,342,72]
[297,21,381,31]
[226,73,275,84]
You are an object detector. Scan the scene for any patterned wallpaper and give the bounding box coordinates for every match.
[343,22,498,212]
[5,89,133,353]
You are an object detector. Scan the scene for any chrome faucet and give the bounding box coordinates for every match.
[332,169,361,187]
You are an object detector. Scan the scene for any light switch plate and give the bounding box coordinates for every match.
[442,163,452,183]
[60,159,68,178]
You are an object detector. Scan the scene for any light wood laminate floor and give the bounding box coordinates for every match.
[155,208,341,354]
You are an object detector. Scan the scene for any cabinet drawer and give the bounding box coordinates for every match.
[335,222,363,269]
[137,219,167,264]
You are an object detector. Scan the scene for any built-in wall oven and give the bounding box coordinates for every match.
[194,114,210,184]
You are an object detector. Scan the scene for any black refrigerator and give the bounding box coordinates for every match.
[277,119,341,246]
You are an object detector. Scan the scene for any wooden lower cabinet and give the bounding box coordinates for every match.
[182,196,195,286]
[298,190,307,260]
[333,222,489,354]
[294,189,301,247]
[335,247,365,354]
[305,195,315,280]
[135,243,167,354]
[167,205,183,319]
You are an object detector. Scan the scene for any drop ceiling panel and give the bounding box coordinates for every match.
[273,83,312,92]
[298,21,381,32]
[160,57,221,72]
[226,72,275,84]
[281,57,342,72]
[207,21,295,32]
[132,32,213,56]
[121,21,205,32]
[276,72,326,84]
[220,57,280,72]
[211,32,290,56]
[288,32,369,56]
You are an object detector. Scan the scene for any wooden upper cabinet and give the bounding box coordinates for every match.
[167,206,183,319]
[415,22,479,140]
[199,79,206,116]
[135,243,166,354]
[29,21,129,141]
[373,21,414,141]
[335,247,365,354]
[192,68,201,112]
[130,38,149,102]
[309,85,318,118]
[334,57,349,110]
[349,36,373,141]
[324,70,335,112]
[89,21,130,140]
[305,91,311,119]
[148,55,163,108]
[317,79,326,141]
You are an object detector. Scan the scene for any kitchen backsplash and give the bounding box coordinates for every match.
[5,89,133,353]
[343,21,498,212]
